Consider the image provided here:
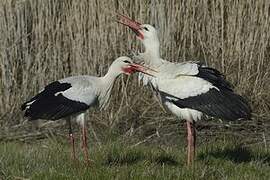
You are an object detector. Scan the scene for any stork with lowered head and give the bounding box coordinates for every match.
[21,56,155,164]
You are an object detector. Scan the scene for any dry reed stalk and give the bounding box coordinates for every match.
[0,0,269,135]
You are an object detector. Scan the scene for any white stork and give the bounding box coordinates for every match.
[21,56,154,164]
[117,14,251,165]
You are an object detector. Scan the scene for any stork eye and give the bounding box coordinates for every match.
[143,27,149,31]
[123,60,131,63]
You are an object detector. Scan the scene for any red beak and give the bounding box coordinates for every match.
[116,14,144,40]
[129,63,157,77]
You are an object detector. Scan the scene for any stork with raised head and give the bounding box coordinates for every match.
[117,14,251,166]
[21,56,155,164]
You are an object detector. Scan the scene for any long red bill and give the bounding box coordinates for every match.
[116,13,144,40]
[130,63,157,77]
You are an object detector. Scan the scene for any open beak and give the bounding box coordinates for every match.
[116,14,144,40]
[130,63,157,77]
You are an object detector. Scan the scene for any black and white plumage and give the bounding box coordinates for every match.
[21,81,89,121]
[149,63,251,121]
[158,64,250,121]
[117,14,251,165]
[21,56,152,163]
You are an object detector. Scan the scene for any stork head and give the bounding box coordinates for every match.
[117,14,159,49]
[111,56,156,76]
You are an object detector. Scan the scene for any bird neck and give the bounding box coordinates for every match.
[143,39,162,66]
[102,72,119,89]
[104,66,121,80]
[99,68,120,109]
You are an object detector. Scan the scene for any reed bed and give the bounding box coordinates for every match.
[0,0,269,136]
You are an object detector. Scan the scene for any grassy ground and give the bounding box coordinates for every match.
[0,137,269,180]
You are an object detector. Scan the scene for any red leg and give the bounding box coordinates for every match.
[81,126,90,164]
[186,121,196,166]
[67,119,77,161]
[69,133,76,160]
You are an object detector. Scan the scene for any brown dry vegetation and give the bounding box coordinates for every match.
[0,0,269,143]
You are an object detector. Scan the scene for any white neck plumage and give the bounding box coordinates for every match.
[99,67,120,109]
[142,38,162,67]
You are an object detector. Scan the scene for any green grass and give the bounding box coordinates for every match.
[0,139,269,180]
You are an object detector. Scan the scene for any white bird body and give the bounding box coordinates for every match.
[138,53,249,121]
[22,74,115,122]
[55,74,116,125]
[118,20,250,121]
[57,75,100,107]
[138,58,213,122]
[57,74,119,110]
[22,57,149,122]
[118,14,251,165]
[21,56,152,163]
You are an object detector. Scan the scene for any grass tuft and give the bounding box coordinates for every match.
[104,144,145,166]
[147,149,179,166]
[198,143,270,166]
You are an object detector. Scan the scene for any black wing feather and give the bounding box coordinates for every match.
[160,88,251,121]
[21,81,71,110]
[195,65,233,91]
[21,81,89,120]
